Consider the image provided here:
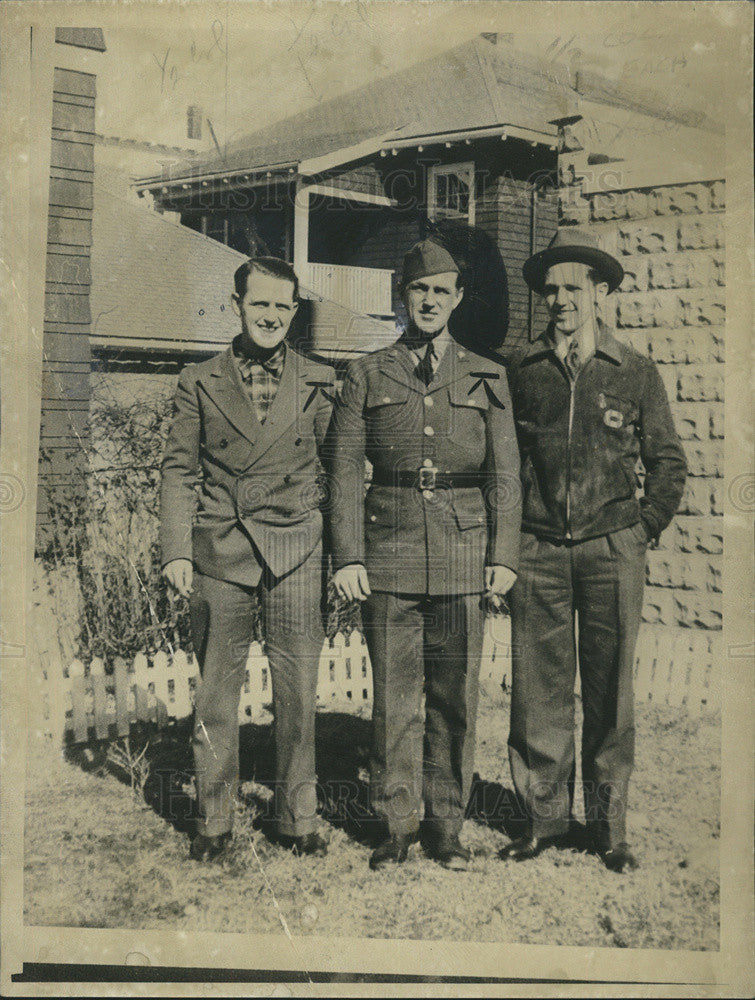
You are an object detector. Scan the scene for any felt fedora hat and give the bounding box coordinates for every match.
[523,228,624,294]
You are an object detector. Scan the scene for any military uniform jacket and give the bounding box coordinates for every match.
[325,337,521,595]
[160,343,335,587]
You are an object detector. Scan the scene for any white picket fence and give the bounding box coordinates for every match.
[33,615,721,744]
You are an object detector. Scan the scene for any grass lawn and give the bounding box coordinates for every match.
[24,687,720,949]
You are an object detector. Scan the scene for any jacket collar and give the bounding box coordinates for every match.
[379,335,488,394]
[524,324,623,366]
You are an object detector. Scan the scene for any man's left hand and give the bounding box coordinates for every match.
[485,565,518,602]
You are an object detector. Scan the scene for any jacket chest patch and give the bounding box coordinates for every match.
[604,408,624,429]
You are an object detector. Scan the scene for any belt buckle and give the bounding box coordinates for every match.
[418,465,437,490]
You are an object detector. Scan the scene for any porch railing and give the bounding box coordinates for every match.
[301,262,394,316]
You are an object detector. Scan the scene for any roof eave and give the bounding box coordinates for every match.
[134,161,300,195]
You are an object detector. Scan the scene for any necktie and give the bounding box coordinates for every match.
[416,340,436,387]
[565,338,581,381]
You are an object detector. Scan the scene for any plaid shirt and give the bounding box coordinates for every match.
[233,336,286,426]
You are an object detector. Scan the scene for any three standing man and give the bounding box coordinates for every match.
[327,240,521,870]
[502,229,687,872]
[161,228,686,875]
[160,257,334,861]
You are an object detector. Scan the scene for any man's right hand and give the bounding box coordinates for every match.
[332,563,371,602]
[163,558,193,598]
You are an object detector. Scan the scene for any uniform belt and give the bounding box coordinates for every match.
[371,469,484,490]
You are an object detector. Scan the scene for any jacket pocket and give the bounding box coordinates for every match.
[365,380,411,409]
[365,381,413,437]
[451,489,487,531]
[448,379,490,412]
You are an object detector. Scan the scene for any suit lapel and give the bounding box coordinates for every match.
[431,341,508,406]
[378,341,426,395]
[428,340,477,394]
[198,348,262,445]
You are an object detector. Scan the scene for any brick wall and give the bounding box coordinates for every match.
[558,168,725,683]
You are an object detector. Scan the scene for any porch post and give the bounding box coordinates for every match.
[293,176,309,283]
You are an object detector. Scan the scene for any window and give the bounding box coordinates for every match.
[428,163,475,225]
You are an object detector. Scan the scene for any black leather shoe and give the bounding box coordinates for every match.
[369,833,415,870]
[498,833,571,861]
[276,831,329,857]
[431,837,471,871]
[189,831,232,862]
[599,843,639,873]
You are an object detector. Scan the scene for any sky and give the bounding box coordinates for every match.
[75,0,740,158]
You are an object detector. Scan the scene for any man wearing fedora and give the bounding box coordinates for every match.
[160,257,335,862]
[501,229,687,872]
[326,239,521,871]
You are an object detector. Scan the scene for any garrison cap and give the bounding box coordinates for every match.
[401,239,460,288]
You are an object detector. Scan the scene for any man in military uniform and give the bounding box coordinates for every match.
[502,229,687,872]
[161,257,335,862]
[326,240,521,871]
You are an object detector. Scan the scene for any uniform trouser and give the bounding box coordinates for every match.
[507,524,647,850]
[189,546,324,838]
[362,591,485,845]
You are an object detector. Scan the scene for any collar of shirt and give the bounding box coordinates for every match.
[233,337,286,381]
[550,324,597,367]
[404,328,452,374]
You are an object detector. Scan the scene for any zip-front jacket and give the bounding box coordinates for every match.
[506,327,687,543]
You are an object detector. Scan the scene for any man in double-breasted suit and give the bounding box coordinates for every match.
[160,257,335,862]
[326,240,521,870]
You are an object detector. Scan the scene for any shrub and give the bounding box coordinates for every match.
[37,392,367,667]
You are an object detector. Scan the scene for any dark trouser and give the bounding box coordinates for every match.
[508,524,647,850]
[362,591,485,845]
[189,546,324,838]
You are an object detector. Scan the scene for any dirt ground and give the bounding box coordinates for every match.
[24,688,720,950]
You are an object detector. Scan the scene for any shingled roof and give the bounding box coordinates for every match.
[139,33,718,186]
[91,180,245,352]
[90,178,396,358]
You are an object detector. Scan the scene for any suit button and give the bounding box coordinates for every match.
[424,396,433,407]
[370,514,377,522]
[382,396,391,403]
[423,425,434,436]
[219,438,228,448]
[284,474,291,484]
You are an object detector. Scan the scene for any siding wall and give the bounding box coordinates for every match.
[477,174,558,348]
[343,207,423,319]
[38,66,98,534]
